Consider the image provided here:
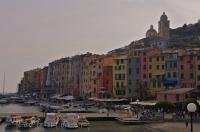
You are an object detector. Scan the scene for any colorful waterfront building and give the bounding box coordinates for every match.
[196,51,200,89]
[127,48,142,98]
[48,57,72,95]
[147,48,165,95]
[178,49,196,88]
[113,54,128,98]
[162,49,179,88]
[99,54,115,98]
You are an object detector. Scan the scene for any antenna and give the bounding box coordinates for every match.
[3,72,5,95]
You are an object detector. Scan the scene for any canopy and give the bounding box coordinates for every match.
[130,101,156,106]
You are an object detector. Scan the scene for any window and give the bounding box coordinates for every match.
[121,82,124,87]
[149,73,152,78]
[181,74,184,79]
[129,68,132,75]
[167,72,171,78]
[128,80,132,85]
[176,94,180,101]
[119,66,121,70]
[149,65,152,69]
[157,65,160,70]
[143,58,146,62]
[181,65,184,70]
[149,58,152,62]
[128,59,131,63]
[116,82,119,88]
[162,65,165,70]
[115,74,118,80]
[158,82,161,88]
[157,57,159,61]
[136,68,139,74]
[129,89,131,94]
[162,56,164,61]
[115,66,117,70]
[198,56,200,60]
[173,72,177,78]
[198,65,200,70]
[143,74,147,79]
[143,65,146,70]
[153,81,156,88]
[119,74,121,80]
[198,75,200,81]
[190,73,194,79]
[116,60,119,65]
[121,59,124,64]
[164,94,167,100]
[122,74,125,80]
[174,62,177,68]
[190,64,193,69]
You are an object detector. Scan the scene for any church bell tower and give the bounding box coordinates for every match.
[158,12,170,39]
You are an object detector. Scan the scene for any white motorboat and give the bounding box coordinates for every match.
[0,99,8,104]
[78,116,90,128]
[61,113,79,129]
[17,116,40,129]
[6,115,23,127]
[43,113,59,128]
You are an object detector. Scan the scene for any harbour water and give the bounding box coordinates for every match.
[0,104,150,132]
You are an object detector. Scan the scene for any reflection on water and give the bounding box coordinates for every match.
[1,121,148,132]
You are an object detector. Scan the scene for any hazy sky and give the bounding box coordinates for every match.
[1,0,200,93]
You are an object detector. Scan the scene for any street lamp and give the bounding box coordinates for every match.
[187,103,197,132]
[136,99,139,118]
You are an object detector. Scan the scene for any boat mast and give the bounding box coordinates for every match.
[2,72,5,95]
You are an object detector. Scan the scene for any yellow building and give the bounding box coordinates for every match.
[113,54,128,98]
[148,50,165,95]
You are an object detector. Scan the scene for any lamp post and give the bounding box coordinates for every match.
[136,99,139,118]
[187,103,197,132]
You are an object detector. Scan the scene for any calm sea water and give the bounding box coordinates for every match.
[0,104,150,132]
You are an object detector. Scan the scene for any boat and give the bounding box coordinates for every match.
[6,115,23,127]
[43,113,59,128]
[61,113,79,129]
[78,116,90,128]
[0,99,8,104]
[17,116,40,129]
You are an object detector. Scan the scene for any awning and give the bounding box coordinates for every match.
[130,101,157,106]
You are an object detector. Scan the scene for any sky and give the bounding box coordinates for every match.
[0,0,200,93]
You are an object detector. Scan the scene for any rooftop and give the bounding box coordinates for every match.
[158,88,195,94]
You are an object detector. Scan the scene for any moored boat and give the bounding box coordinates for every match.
[0,99,8,104]
[17,116,40,129]
[43,113,59,128]
[78,116,90,128]
[61,113,79,129]
[6,115,23,128]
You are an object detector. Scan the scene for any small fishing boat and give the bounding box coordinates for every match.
[61,113,79,129]
[17,116,40,129]
[6,115,23,128]
[0,99,8,104]
[78,116,90,128]
[43,113,59,128]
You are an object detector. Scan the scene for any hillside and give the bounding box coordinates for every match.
[168,22,200,48]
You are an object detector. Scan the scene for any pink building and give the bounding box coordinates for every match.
[157,88,194,103]
[140,48,161,89]
[179,50,196,88]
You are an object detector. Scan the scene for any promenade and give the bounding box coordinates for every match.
[148,122,200,132]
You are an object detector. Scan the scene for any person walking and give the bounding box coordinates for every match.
[185,121,188,132]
